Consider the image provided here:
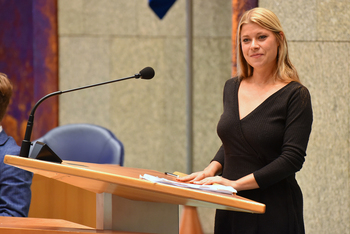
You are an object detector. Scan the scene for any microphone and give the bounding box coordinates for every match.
[19,67,155,162]
[135,66,155,79]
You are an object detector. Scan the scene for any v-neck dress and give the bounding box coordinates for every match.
[212,77,313,234]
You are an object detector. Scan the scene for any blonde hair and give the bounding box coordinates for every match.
[236,7,300,83]
[0,73,13,121]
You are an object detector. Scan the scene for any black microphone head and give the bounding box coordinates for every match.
[138,67,155,79]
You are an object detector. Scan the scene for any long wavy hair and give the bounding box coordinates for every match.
[236,8,300,83]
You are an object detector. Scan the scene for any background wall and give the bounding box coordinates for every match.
[58,0,349,233]
[259,1,350,233]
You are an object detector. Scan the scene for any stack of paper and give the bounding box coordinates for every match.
[140,174,237,195]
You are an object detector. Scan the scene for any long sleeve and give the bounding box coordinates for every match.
[253,85,313,189]
[212,145,225,167]
[212,80,229,168]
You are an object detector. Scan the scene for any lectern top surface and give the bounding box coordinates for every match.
[4,155,265,214]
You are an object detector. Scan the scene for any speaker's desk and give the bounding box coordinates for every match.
[4,155,265,234]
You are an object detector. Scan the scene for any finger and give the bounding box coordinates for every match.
[193,178,211,185]
[176,173,197,181]
[190,173,207,182]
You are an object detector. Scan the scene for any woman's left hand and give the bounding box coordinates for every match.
[192,173,259,192]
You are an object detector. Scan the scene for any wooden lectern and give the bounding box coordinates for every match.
[4,155,265,234]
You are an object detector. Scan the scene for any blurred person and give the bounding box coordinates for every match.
[0,72,33,217]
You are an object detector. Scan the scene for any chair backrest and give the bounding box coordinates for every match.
[33,124,124,165]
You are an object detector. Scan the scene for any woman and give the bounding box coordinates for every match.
[177,8,313,234]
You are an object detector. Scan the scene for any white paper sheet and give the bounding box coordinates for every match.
[140,174,237,194]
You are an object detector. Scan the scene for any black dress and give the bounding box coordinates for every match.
[212,77,313,234]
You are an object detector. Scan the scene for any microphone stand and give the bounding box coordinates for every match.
[19,71,150,162]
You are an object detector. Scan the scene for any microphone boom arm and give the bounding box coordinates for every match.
[19,74,138,158]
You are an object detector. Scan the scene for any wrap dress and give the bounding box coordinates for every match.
[212,77,313,234]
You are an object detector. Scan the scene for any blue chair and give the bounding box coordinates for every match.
[32,123,124,165]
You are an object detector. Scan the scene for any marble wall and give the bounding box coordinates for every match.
[58,0,349,233]
[259,0,350,233]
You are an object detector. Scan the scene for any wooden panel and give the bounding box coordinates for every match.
[29,174,97,228]
[0,217,153,234]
